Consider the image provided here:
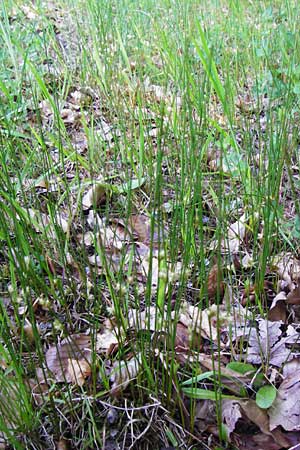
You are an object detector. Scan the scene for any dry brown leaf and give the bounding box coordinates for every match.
[176,302,230,343]
[283,359,300,377]
[127,306,163,331]
[57,438,69,450]
[128,214,160,246]
[239,400,290,448]
[207,263,224,301]
[46,334,92,385]
[269,370,300,431]
[27,208,69,235]
[287,281,300,305]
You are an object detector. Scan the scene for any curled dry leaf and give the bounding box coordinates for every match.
[269,370,300,431]
[127,306,163,331]
[46,334,92,386]
[57,438,69,450]
[110,354,142,396]
[27,208,69,235]
[287,281,300,305]
[268,291,287,322]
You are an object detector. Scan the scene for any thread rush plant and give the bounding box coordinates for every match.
[1,0,300,448]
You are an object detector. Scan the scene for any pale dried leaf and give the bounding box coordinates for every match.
[269,370,300,431]
[57,438,69,450]
[222,400,242,435]
[82,182,107,210]
[272,253,300,289]
[176,302,230,342]
[246,320,298,366]
[110,354,142,395]
[283,359,300,377]
[211,214,247,254]
[127,307,163,331]
[96,328,119,354]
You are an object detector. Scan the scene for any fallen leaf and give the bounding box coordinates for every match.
[287,281,300,305]
[272,253,300,290]
[268,291,287,322]
[207,263,224,300]
[27,208,69,235]
[176,302,230,343]
[96,328,119,355]
[269,370,300,431]
[127,306,163,331]
[239,399,290,447]
[246,319,299,367]
[282,359,300,377]
[110,354,142,396]
[82,181,108,210]
[57,438,69,450]
[222,400,242,436]
[46,334,92,385]
[211,213,247,254]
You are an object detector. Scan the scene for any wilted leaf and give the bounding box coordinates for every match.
[46,334,92,385]
[269,370,300,431]
[127,306,163,331]
[282,359,300,377]
[176,302,231,342]
[27,208,69,235]
[57,438,69,450]
[256,385,277,409]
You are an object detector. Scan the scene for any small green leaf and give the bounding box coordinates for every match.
[182,387,240,400]
[256,385,277,409]
[181,371,215,386]
[292,214,300,238]
[118,177,146,193]
[226,362,256,375]
[293,83,300,95]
